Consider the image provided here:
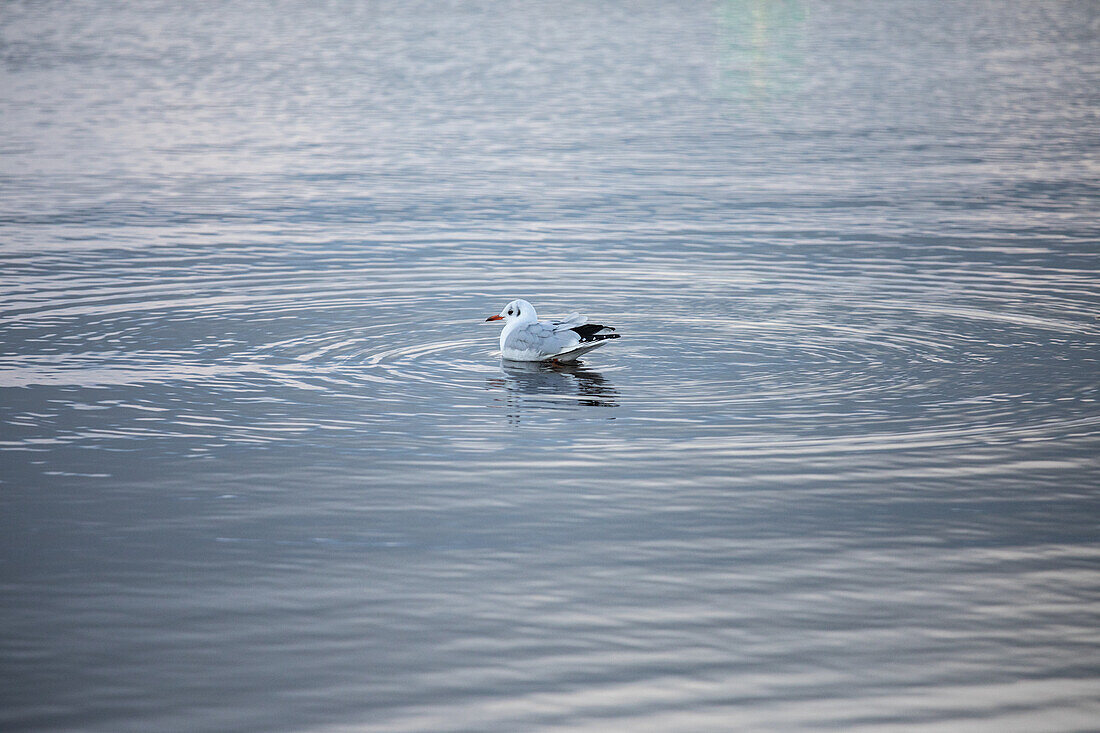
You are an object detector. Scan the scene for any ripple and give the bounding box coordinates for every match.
[0,233,1096,462]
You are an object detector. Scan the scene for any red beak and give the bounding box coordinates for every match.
[485,315,503,321]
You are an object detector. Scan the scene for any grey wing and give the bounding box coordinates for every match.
[517,322,578,354]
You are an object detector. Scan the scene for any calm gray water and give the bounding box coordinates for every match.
[2,1,1099,731]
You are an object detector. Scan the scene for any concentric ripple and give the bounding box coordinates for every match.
[2,237,1096,466]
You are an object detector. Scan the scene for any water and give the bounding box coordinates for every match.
[2,1,1099,730]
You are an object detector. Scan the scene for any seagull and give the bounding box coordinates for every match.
[485,299,621,362]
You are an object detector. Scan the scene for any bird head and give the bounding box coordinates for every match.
[485,299,537,324]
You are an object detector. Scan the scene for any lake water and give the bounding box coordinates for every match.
[2,1,1099,731]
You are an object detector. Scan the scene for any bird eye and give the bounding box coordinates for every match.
[507,309,513,315]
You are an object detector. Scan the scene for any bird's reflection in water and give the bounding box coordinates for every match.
[487,360,618,424]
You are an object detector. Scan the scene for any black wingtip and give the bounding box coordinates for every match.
[584,333,620,343]
[570,323,621,343]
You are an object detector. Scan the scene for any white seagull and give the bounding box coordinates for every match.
[485,299,621,362]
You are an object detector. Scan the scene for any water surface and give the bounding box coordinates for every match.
[2,1,1099,731]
